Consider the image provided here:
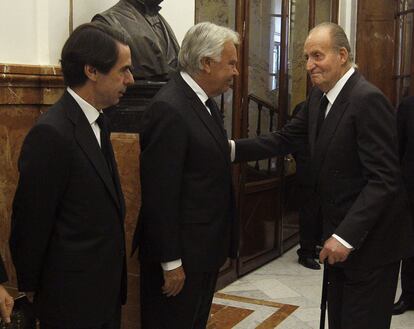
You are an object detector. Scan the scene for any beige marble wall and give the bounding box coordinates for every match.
[0,105,42,285]
[112,133,141,329]
[195,0,236,28]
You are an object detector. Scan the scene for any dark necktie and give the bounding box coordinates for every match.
[205,98,224,127]
[316,95,329,138]
[96,113,113,173]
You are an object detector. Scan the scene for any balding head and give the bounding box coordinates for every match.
[304,22,353,92]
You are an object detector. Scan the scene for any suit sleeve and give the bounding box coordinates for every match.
[334,91,401,248]
[234,100,308,162]
[9,124,69,291]
[140,102,187,263]
[0,254,7,284]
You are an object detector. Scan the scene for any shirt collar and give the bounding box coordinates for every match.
[325,67,355,105]
[67,87,101,125]
[180,71,209,105]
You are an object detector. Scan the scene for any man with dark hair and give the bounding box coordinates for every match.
[231,22,414,329]
[10,22,134,329]
[93,0,179,80]
[0,254,13,324]
[133,22,239,329]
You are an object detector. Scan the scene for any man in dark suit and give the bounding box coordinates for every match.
[9,23,134,329]
[393,95,414,315]
[93,0,179,80]
[231,22,414,329]
[133,22,239,329]
[0,255,13,323]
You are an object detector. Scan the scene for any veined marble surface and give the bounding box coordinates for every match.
[212,246,414,329]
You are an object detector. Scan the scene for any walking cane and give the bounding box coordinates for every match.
[319,261,328,329]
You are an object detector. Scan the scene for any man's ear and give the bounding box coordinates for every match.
[200,57,212,74]
[84,64,98,81]
[338,47,348,65]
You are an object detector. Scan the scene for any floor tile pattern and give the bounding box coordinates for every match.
[208,247,414,328]
[208,293,298,329]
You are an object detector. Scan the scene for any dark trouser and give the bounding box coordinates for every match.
[399,195,414,303]
[140,261,218,329]
[40,304,121,329]
[297,200,321,258]
[400,255,414,303]
[327,261,399,329]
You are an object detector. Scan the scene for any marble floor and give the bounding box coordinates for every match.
[209,246,414,329]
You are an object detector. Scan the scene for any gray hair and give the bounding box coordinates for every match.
[178,22,240,75]
[310,22,354,64]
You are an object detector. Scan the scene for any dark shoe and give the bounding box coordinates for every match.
[298,256,321,270]
[393,299,414,315]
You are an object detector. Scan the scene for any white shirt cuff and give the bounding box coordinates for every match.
[332,234,354,249]
[229,140,235,162]
[161,259,182,271]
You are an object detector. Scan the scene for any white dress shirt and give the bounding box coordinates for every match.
[67,87,103,147]
[180,71,212,115]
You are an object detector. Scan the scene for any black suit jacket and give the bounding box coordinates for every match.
[397,96,414,196]
[236,71,414,269]
[133,72,237,272]
[10,92,126,327]
[0,254,7,284]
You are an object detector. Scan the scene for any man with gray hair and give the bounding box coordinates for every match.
[230,22,414,329]
[132,22,239,329]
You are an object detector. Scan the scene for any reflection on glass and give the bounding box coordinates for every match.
[289,0,309,114]
[403,13,413,75]
[405,0,414,10]
[315,0,332,24]
[246,0,281,178]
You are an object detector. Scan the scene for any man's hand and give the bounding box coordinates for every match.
[0,284,14,323]
[162,266,185,297]
[24,291,35,303]
[320,236,351,265]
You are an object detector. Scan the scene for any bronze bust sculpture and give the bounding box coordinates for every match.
[93,0,180,81]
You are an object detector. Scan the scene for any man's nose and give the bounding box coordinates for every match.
[306,58,315,71]
[125,70,134,85]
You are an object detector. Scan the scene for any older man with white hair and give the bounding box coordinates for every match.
[132,22,239,329]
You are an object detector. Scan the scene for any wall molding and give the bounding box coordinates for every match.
[0,63,64,105]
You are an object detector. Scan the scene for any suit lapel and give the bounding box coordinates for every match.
[62,92,121,212]
[309,89,323,156]
[173,73,230,162]
[310,71,361,174]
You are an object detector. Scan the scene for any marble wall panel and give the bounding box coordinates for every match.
[111,132,141,328]
[195,0,236,28]
[0,105,42,287]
